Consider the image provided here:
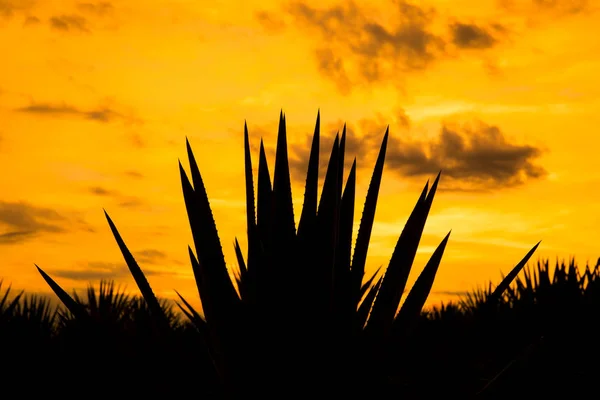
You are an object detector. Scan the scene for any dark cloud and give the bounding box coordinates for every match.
[127,131,146,148]
[89,186,116,196]
[384,121,547,190]
[50,260,171,282]
[0,230,36,244]
[285,116,546,192]
[499,0,589,16]
[76,1,113,16]
[134,249,168,265]
[86,186,145,209]
[255,10,286,33]
[117,197,144,209]
[533,0,589,14]
[450,22,499,49]
[23,15,39,25]
[124,170,144,179]
[258,1,444,94]
[258,1,515,94]
[432,290,469,297]
[0,0,35,18]
[49,14,89,32]
[0,201,91,245]
[15,102,139,124]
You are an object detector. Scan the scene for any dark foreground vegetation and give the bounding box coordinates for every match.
[3,259,599,398]
[1,111,594,398]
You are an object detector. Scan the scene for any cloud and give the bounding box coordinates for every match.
[127,131,146,148]
[258,1,444,94]
[432,290,470,297]
[50,260,171,282]
[124,170,144,179]
[86,186,145,209]
[49,14,89,33]
[0,201,92,245]
[449,22,501,49]
[533,0,588,13]
[23,15,40,25]
[284,115,546,191]
[255,10,286,33]
[14,102,141,124]
[134,249,169,265]
[498,0,590,16]
[384,121,547,190]
[89,186,116,196]
[0,0,35,18]
[76,1,113,16]
[258,2,516,94]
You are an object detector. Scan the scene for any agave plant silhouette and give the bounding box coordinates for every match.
[36,110,540,397]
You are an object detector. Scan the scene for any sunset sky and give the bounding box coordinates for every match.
[1,0,599,309]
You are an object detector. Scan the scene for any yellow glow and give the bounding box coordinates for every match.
[1,0,599,311]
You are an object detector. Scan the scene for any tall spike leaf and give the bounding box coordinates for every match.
[35,265,86,319]
[297,110,320,240]
[351,127,389,305]
[394,231,451,329]
[104,210,165,322]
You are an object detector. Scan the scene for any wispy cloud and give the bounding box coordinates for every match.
[76,2,114,16]
[86,185,146,209]
[14,101,142,125]
[0,0,35,18]
[49,260,173,282]
[0,201,92,245]
[49,14,89,33]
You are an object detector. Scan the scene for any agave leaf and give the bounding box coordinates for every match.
[337,123,347,199]
[272,110,296,247]
[394,231,451,330]
[104,210,166,322]
[317,133,340,217]
[176,301,196,325]
[271,111,297,310]
[256,139,273,242]
[360,266,382,300]
[183,141,240,306]
[297,110,320,242]
[243,121,257,233]
[313,133,341,311]
[255,139,273,308]
[187,246,211,323]
[367,172,441,335]
[332,158,356,318]
[179,160,241,326]
[488,241,542,304]
[243,122,259,295]
[357,276,382,329]
[233,238,247,300]
[351,128,389,306]
[35,265,87,319]
[174,290,207,329]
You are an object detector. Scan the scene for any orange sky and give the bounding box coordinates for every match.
[1,0,599,309]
